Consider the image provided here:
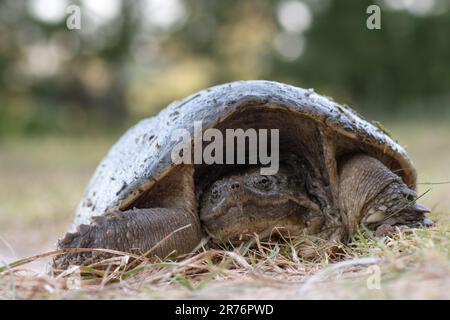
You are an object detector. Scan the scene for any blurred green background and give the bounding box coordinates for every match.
[0,0,449,265]
[1,0,450,137]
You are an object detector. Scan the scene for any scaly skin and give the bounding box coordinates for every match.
[54,154,431,268]
[54,165,202,268]
[338,154,431,238]
[54,208,202,268]
[199,166,324,242]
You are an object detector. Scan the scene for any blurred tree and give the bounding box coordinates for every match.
[0,0,449,136]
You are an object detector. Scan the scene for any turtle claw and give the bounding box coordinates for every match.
[54,223,99,268]
[78,224,91,235]
[92,215,107,225]
[59,232,77,245]
[412,203,431,214]
[422,217,434,227]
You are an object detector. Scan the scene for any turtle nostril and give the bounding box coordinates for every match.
[230,182,240,190]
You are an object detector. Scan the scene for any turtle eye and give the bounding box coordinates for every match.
[254,175,273,190]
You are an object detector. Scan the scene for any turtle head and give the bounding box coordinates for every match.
[199,166,322,242]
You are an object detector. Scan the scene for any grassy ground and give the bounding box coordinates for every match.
[0,120,449,299]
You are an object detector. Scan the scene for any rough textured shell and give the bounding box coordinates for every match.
[73,80,416,227]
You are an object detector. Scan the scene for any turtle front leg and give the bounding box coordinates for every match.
[54,208,202,268]
[338,154,432,238]
[54,164,202,268]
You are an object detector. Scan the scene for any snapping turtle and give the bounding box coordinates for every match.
[55,80,431,267]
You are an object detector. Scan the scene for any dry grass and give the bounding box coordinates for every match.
[1,222,449,299]
[0,120,449,299]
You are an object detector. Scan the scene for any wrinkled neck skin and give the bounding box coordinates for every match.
[200,154,430,245]
[199,166,324,242]
[338,154,430,237]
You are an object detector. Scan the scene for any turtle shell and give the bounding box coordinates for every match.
[73,80,416,228]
